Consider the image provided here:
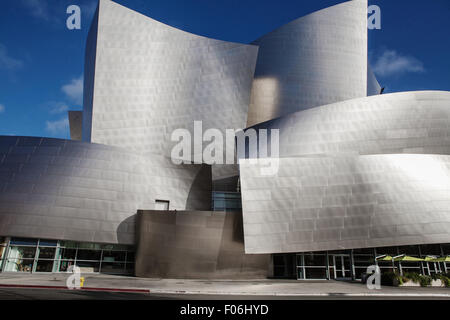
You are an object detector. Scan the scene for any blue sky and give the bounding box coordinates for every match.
[0,0,449,139]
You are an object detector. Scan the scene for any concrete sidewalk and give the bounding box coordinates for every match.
[0,273,449,298]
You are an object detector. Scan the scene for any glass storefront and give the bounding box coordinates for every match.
[0,237,135,274]
[212,192,242,211]
[274,243,450,280]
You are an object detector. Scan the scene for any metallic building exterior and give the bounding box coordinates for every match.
[135,210,270,279]
[246,91,450,157]
[240,154,450,254]
[0,0,449,279]
[247,0,368,126]
[83,0,258,160]
[240,90,450,254]
[0,136,210,245]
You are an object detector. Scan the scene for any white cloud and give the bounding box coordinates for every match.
[0,44,24,70]
[45,101,69,114]
[0,104,5,113]
[45,117,69,135]
[373,49,425,77]
[62,76,83,105]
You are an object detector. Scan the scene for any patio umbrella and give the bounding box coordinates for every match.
[376,255,393,261]
[431,256,450,263]
[394,255,424,262]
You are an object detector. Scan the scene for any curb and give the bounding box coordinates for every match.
[148,289,450,298]
[0,284,449,298]
[0,283,149,294]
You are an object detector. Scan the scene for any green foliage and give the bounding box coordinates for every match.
[379,271,450,287]
[404,272,421,283]
[440,275,450,287]
[419,275,432,287]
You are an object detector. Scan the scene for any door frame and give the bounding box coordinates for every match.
[331,254,353,280]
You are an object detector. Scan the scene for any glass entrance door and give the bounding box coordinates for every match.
[333,255,352,280]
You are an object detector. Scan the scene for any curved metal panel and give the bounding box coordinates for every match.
[249,91,450,157]
[247,0,368,126]
[240,154,450,254]
[240,90,450,254]
[0,136,210,245]
[84,0,258,160]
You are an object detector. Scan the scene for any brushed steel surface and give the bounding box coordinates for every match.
[240,90,450,254]
[135,210,270,279]
[0,136,211,245]
[247,0,368,126]
[240,154,450,254]
[83,0,258,161]
[247,91,450,157]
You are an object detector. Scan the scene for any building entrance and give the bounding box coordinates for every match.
[331,255,352,280]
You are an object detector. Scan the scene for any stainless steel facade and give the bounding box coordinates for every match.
[240,154,450,254]
[247,0,368,126]
[135,210,270,279]
[1,0,449,278]
[240,91,450,254]
[0,136,210,245]
[82,0,258,161]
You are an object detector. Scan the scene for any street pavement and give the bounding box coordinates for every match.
[0,273,448,299]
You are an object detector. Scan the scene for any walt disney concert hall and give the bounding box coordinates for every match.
[0,0,449,280]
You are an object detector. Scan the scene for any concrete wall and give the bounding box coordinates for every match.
[135,210,270,279]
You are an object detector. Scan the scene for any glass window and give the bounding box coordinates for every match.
[76,261,100,273]
[399,245,420,256]
[59,241,78,249]
[78,242,102,250]
[155,199,170,210]
[352,248,373,255]
[60,248,76,260]
[38,239,57,247]
[303,254,326,266]
[10,238,37,246]
[35,260,54,272]
[353,255,375,265]
[441,244,450,255]
[420,244,442,256]
[305,267,327,279]
[59,260,76,272]
[77,249,101,261]
[101,262,126,274]
[376,246,398,255]
[102,251,125,262]
[7,246,36,259]
[4,259,34,272]
[126,251,135,262]
[38,247,56,259]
